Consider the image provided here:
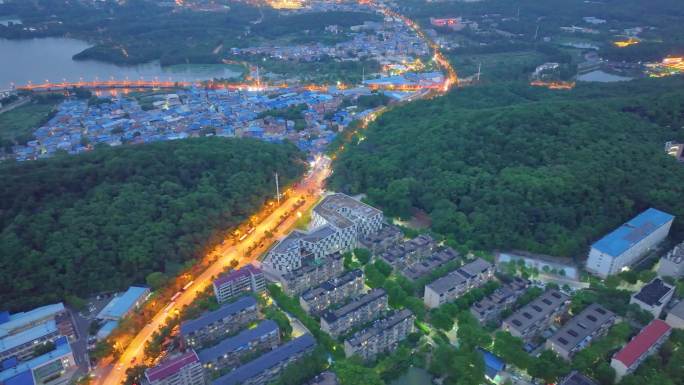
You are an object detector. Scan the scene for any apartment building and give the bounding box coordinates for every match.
[546,304,616,360]
[212,334,316,385]
[0,337,76,385]
[586,208,674,277]
[379,234,435,268]
[321,289,388,337]
[145,350,206,385]
[423,258,494,309]
[213,264,266,304]
[180,296,259,348]
[630,278,675,318]
[611,319,671,380]
[657,240,684,278]
[402,247,460,281]
[311,193,383,240]
[343,309,415,361]
[470,277,529,325]
[280,253,344,296]
[501,289,570,341]
[300,269,364,315]
[198,320,280,373]
[359,223,403,255]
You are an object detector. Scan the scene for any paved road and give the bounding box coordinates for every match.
[95,157,330,385]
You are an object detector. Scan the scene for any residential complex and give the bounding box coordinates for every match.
[212,333,316,385]
[279,253,344,296]
[401,247,460,281]
[198,320,280,373]
[264,193,382,274]
[343,309,415,360]
[300,269,364,315]
[379,234,435,268]
[359,224,403,255]
[96,286,150,321]
[321,289,388,337]
[657,240,684,278]
[611,319,671,380]
[586,208,674,277]
[0,337,76,385]
[145,350,206,385]
[629,278,675,318]
[213,264,266,304]
[423,258,494,309]
[501,289,570,341]
[545,304,616,360]
[180,295,259,349]
[470,277,529,325]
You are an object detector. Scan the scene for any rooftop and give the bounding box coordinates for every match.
[592,208,674,258]
[313,193,382,230]
[301,269,363,301]
[0,338,72,382]
[0,303,64,338]
[558,371,599,385]
[668,300,684,321]
[427,258,491,295]
[97,286,149,320]
[476,348,505,379]
[345,309,413,348]
[197,320,278,363]
[662,241,684,265]
[613,319,671,368]
[214,264,262,288]
[548,304,615,352]
[145,351,200,382]
[503,289,570,333]
[457,258,493,278]
[633,278,674,306]
[212,334,316,385]
[181,295,257,336]
[322,289,387,323]
[0,320,57,353]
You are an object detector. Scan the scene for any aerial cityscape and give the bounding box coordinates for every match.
[1,1,684,385]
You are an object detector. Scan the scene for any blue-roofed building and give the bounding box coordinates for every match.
[0,303,65,339]
[0,321,60,362]
[212,334,316,385]
[587,208,675,277]
[96,320,118,341]
[198,320,280,372]
[477,348,506,384]
[96,286,150,321]
[180,296,259,348]
[0,338,76,385]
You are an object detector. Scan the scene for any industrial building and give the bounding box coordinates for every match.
[586,208,674,277]
[545,304,616,360]
[180,295,259,348]
[97,286,150,321]
[213,265,265,304]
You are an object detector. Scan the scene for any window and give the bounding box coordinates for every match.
[586,315,597,322]
[542,299,552,306]
[595,307,607,315]
[532,305,543,312]
[568,330,579,337]
[523,312,532,319]
[558,337,569,345]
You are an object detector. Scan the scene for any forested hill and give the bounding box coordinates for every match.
[0,138,305,311]
[330,79,684,258]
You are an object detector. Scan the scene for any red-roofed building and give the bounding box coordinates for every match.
[611,319,671,380]
[213,264,265,303]
[145,350,206,385]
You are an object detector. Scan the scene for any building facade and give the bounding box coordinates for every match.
[198,320,280,373]
[586,208,674,277]
[470,277,529,325]
[545,304,616,360]
[423,258,494,309]
[321,289,388,337]
[213,265,266,304]
[343,309,415,361]
[611,319,671,380]
[300,269,364,315]
[212,334,316,385]
[501,289,570,341]
[629,278,675,318]
[280,253,344,296]
[145,350,206,385]
[180,296,259,349]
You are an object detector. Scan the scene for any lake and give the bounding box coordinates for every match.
[0,37,243,89]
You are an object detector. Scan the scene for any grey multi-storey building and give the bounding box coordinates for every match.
[470,277,529,325]
[300,269,365,315]
[401,247,460,281]
[213,264,266,304]
[343,309,415,361]
[180,295,259,348]
[501,289,570,341]
[359,224,403,255]
[321,289,388,337]
[546,304,616,360]
[423,258,494,309]
[280,252,344,296]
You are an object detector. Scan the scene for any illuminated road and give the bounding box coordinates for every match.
[96,158,330,385]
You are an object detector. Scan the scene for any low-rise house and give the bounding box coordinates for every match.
[545,304,616,360]
[557,371,599,385]
[198,320,280,373]
[470,277,529,325]
[611,319,671,380]
[629,278,674,318]
[213,265,266,303]
[401,247,460,281]
[180,296,259,348]
[423,258,494,309]
[343,309,414,360]
[212,334,316,385]
[501,289,570,342]
[359,224,403,255]
[321,289,388,337]
[665,301,684,329]
[300,269,364,315]
[280,253,344,296]
[145,350,206,385]
[657,241,684,278]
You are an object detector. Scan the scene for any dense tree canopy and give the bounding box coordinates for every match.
[0,138,305,310]
[331,79,684,258]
